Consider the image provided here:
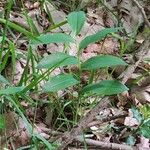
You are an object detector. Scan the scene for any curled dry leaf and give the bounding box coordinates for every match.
[25,1,40,10]
[87,6,104,25]
[81,37,119,62]
[45,106,53,127]
[0,111,18,136]
[133,90,150,104]
[124,109,139,127]
[90,122,111,142]
[13,60,25,85]
[137,136,150,149]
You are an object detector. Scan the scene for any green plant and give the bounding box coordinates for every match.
[138,105,150,138]
[0,9,129,149]
[125,106,150,144]
[29,11,129,137]
[33,11,128,96]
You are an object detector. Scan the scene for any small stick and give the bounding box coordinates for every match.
[119,35,150,84]
[131,0,150,28]
[56,97,109,150]
[87,113,127,127]
[75,136,150,150]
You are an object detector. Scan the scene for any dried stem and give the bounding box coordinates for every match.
[119,35,150,84]
[131,0,150,28]
[75,136,150,150]
[87,113,128,127]
[56,97,109,150]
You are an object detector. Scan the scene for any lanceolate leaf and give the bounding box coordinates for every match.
[140,119,150,139]
[43,74,79,92]
[81,55,127,70]
[31,33,75,45]
[79,27,122,51]
[131,107,143,123]
[0,18,36,40]
[37,52,78,69]
[67,11,86,36]
[82,80,128,96]
[0,86,24,95]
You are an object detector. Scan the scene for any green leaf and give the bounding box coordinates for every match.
[140,125,150,138]
[0,18,37,40]
[0,86,24,95]
[43,74,79,92]
[31,33,75,45]
[82,80,128,96]
[0,114,5,129]
[131,107,143,123]
[6,96,55,149]
[126,135,136,146]
[81,55,127,70]
[37,52,78,69]
[140,104,150,119]
[0,74,10,85]
[79,27,122,51]
[67,11,86,36]
[33,133,56,150]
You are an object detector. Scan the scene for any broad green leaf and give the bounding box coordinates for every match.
[37,52,78,69]
[82,80,128,96]
[126,135,136,146]
[33,133,56,150]
[31,33,75,45]
[0,115,5,129]
[43,74,79,92]
[79,27,122,51]
[81,55,127,70]
[140,124,150,138]
[131,107,143,123]
[0,74,10,85]
[67,11,86,36]
[140,104,150,119]
[0,86,24,95]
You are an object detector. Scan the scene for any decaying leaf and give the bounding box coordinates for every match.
[124,109,139,127]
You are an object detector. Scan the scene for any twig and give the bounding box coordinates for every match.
[131,0,150,28]
[87,113,128,127]
[119,34,150,84]
[56,97,109,150]
[75,136,150,150]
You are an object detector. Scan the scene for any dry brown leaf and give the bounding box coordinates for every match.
[124,109,139,127]
[137,136,150,149]
[45,106,53,127]
[13,60,25,85]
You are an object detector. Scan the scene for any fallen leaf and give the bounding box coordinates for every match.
[124,109,139,126]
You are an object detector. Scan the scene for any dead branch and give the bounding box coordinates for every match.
[131,0,150,28]
[75,136,150,150]
[56,97,109,150]
[87,113,128,127]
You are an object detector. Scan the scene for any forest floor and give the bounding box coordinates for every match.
[0,0,150,150]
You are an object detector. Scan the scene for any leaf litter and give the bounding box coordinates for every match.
[0,0,150,149]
